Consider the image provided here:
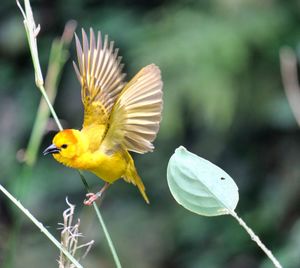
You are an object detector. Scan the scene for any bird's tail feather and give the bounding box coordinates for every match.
[123,153,150,204]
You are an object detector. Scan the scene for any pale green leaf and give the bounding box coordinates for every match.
[167,146,239,216]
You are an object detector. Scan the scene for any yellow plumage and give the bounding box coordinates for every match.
[44,28,163,204]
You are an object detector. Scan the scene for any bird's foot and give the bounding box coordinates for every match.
[84,192,101,206]
[83,182,110,206]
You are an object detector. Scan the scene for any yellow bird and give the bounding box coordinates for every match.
[43,29,163,205]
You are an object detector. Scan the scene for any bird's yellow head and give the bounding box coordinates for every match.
[43,129,89,167]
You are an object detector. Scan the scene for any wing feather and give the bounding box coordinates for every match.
[73,28,126,127]
[103,64,163,154]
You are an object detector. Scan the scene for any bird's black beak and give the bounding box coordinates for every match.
[43,144,60,155]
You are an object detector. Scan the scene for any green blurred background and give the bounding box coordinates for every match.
[1,0,300,267]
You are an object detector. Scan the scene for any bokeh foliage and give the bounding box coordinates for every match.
[1,0,300,267]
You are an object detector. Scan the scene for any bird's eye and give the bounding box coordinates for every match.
[61,144,68,149]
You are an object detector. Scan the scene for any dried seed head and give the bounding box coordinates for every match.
[58,197,94,268]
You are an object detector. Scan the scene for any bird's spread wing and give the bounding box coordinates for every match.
[103,64,163,154]
[73,28,126,127]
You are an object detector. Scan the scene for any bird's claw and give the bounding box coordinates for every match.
[84,192,100,206]
[83,183,110,206]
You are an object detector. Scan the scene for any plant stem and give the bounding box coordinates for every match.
[0,184,83,268]
[230,210,282,268]
[39,85,63,131]
[93,203,122,268]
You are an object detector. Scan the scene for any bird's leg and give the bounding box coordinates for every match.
[84,182,110,206]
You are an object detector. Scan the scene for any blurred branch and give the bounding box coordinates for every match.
[279,47,300,126]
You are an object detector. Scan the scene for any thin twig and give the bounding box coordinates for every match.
[279,47,300,126]
[230,210,282,268]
